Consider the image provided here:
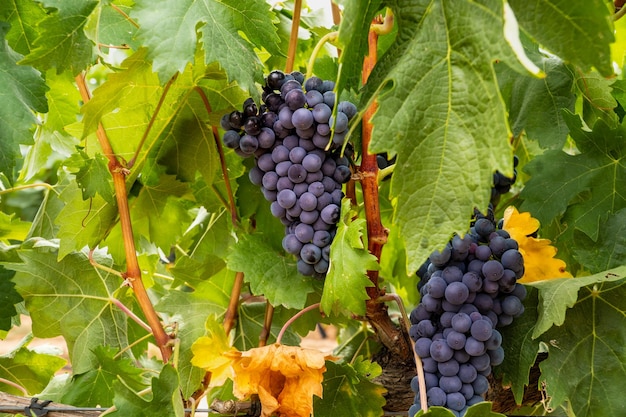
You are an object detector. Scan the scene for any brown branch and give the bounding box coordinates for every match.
[358,20,411,360]
[285,0,302,73]
[0,393,100,417]
[193,87,239,226]
[223,271,245,334]
[258,302,274,347]
[75,73,172,363]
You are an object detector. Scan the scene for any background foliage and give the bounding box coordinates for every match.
[0,0,625,416]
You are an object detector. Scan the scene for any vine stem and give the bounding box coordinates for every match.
[0,378,28,396]
[193,87,239,226]
[285,0,302,73]
[258,302,274,347]
[223,271,244,334]
[276,303,320,344]
[74,73,172,363]
[358,14,411,360]
[0,182,55,195]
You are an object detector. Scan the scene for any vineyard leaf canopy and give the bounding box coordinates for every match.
[19,0,98,74]
[521,111,626,241]
[573,209,626,274]
[363,0,519,274]
[0,346,66,396]
[131,0,281,91]
[539,275,626,417]
[0,0,48,56]
[8,245,131,374]
[507,0,614,77]
[0,22,48,175]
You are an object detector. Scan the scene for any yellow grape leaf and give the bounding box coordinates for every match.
[190,317,238,387]
[232,343,330,417]
[502,206,572,283]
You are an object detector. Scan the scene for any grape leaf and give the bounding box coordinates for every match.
[539,276,626,417]
[0,22,48,175]
[20,0,98,74]
[322,199,378,317]
[57,345,145,407]
[415,403,505,416]
[0,212,31,242]
[131,0,280,92]
[521,111,626,241]
[228,233,315,310]
[575,70,619,128]
[0,246,22,332]
[55,181,117,260]
[64,150,115,204]
[0,0,47,55]
[313,359,385,417]
[528,266,626,338]
[495,286,541,403]
[7,245,131,374]
[112,365,184,417]
[508,0,614,77]
[497,55,575,149]
[364,0,518,274]
[336,0,384,92]
[84,0,140,52]
[157,275,231,397]
[0,346,66,395]
[573,209,626,274]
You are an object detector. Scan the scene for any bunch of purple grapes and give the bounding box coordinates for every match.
[408,215,527,417]
[220,70,357,277]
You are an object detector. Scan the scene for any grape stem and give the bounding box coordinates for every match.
[276,303,321,344]
[75,73,173,364]
[285,0,303,73]
[258,301,275,347]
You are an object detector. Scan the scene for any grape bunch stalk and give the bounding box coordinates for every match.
[221,70,357,277]
[408,214,527,417]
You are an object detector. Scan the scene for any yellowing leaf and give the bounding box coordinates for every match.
[231,343,329,417]
[190,317,238,387]
[503,206,572,283]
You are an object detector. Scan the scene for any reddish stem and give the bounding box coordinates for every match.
[75,74,172,363]
[285,0,302,73]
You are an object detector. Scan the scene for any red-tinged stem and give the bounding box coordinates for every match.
[276,303,320,344]
[223,271,245,334]
[193,87,239,226]
[75,73,172,364]
[258,302,274,347]
[285,0,302,73]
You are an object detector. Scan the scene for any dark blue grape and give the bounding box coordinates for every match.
[320,203,340,224]
[501,249,524,272]
[257,153,275,172]
[291,107,313,129]
[287,164,307,183]
[305,90,323,107]
[304,76,323,92]
[465,337,485,356]
[337,101,357,119]
[451,313,472,333]
[425,276,447,298]
[330,111,349,133]
[302,154,323,172]
[458,363,477,384]
[415,337,432,358]
[416,320,436,338]
[248,166,263,186]
[439,375,462,394]
[427,387,447,406]
[430,245,452,267]
[446,392,466,411]
[297,259,314,276]
[462,271,482,292]
[312,103,331,123]
[323,90,335,107]
[446,330,466,350]
[289,146,306,164]
[300,243,322,264]
[471,374,489,395]
[300,210,319,224]
[282,234,302,255]
[222,130,241,149]
[475,245,492,261]
[488,346,505,366]
[333,165,351,183]
[442,266,464,283]
[470,319,493,342]
[262,171,279,190]
[482,260,504,281]
[277,189,297,209]
[502,295,523,316]
[444,282,469,305]
[474,218,495,238]
[430,339,454,362]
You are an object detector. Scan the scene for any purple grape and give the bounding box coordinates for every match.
[287,164,307,183]
[444,282,469,305]
[320,203,340,224]
[291,107,314,129]
[470,319,493,342]
[329,111,349,133]
[299,192,318,211]
[239,134,258,154]
[416,320,436,338]
[430,339,454,362]
[295,223,314,243]
[475,245,492,261]
[305,90,323,107]
[337,101,357,119]
[462,271,482,292]
[482,260,504,281]
[297,259,314,275]
[323,90,335,107]
[470,353,490,372]
[488,346,505,366]
[277,189,297,209]
[300,243,322,264]
[442,266,464,283]
[333,164,351,183]
[289,146,306,164]
[300,210,319,224]
[248,166,263,186]
[285,88,306,110]
[446,392,466,411]
[472,374,489,395]
[458,363,477,384]
[502,295,524,316]
[501,249,524,272]
[222,130,240,149]
[465,337,485,356]
[272,145,290,163]
[451,313,472,333]
[302,153,323,172]
[439,375,462,394]
[282,234,302,255]
[262,171,279,190]
[446,330,466,350]
[275,161,292,177]
[312,103,331,123]
[426,387,446,406]
[415,337,432,358]
[270,201,286,218]
[308,181,325,197]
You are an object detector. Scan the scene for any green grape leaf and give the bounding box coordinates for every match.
[0,212,31,242]
[157,275,231,397]
[508,0,614,77]
[573,209,626,274]
[131,0,280,91]
[0,0,47,55]
[58,345,145,407]
[84,1,140,52]
[322,200,378,317]
[528,266,626,338]
[496,286,541,403]
[415,403,505,416]
[0,346,66,395]
[575,70,619,127]
[131,174,191,251]
[521,111,626,241]
[64,150,115,204]
[336,0,384,92]
[112,365,184,417]
[0,22,48,175]
[497,55,575,149]
[0,246,22,332]
[364,0,518,274]
[7,245,130,373]
[228,233,315,310]
[313,359,385,417]
[55,181,117,260]
[539,276,626,417]
[20,0,98,74]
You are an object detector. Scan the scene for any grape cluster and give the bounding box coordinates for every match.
[220,70,357,277]
[408,216,527,417]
